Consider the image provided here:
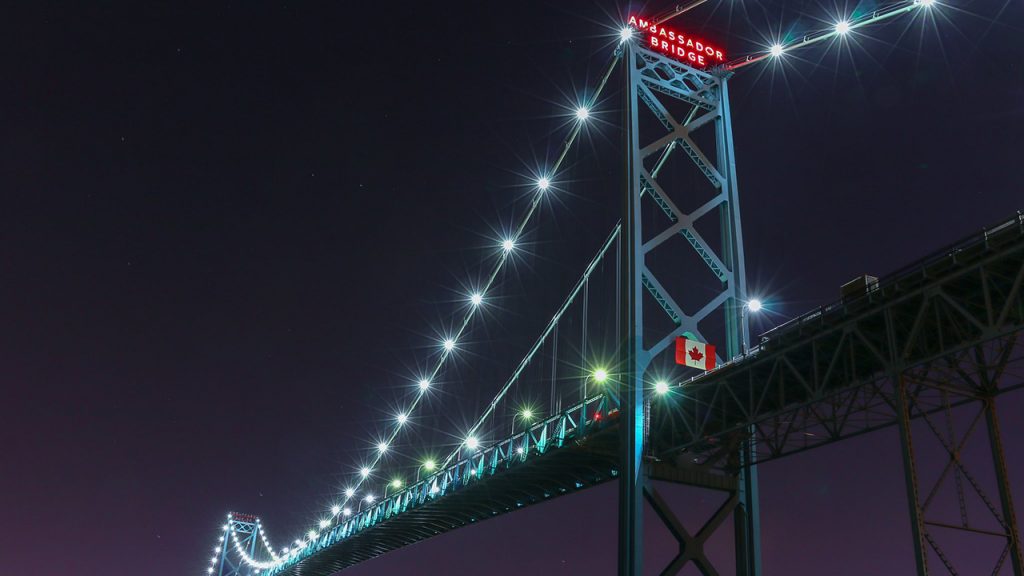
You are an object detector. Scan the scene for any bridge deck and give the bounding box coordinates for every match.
[651,213,1024,466]
[275,213,1024,575]
[279,423,620,575]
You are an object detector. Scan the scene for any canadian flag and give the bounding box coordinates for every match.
[675,337,716,371]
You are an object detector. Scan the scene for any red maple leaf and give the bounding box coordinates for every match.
[688,346,703,362]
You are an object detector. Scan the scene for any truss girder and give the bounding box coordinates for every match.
[649,216,1024,465]
[278,433,620,575]
[270,398,620,576]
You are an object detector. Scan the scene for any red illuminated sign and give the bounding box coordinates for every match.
[628,15,726,67]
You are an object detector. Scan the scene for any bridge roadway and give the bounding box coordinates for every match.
[274,213,1024,576]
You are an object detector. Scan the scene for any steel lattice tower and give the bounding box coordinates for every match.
[618,38,761,576]
[214,514,262,576]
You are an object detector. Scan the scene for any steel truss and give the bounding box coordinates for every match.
[619,39,758,576]
[647,214,1024,575]
[896,343,1024,575]
[269,396,622,575]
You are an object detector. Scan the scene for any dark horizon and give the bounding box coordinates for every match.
[2,1,1022,575]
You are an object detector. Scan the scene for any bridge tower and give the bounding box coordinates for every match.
[213,513,263,576]
[617,36,760,575]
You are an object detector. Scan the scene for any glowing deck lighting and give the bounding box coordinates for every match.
[397,412,408,425]
[377,441,389,454]
[345,487,355,497]
[593,368,609,383]
[915,0,935,5]
[443,338,456,351]
[501,238,515,252]
[770,44,784,57]
[307,531,317,540]
[423,459,437,471]
[342,508,352,516]
[575,106,590,121]
[520,408,533,421]
[318,519,330,529]
[835,20,851,35]
[620,27,633,41]
[360,467,371,478]
[364,495,375,503]
[208,568,214,574]
[465,436,480,450]
[537,177,551,191]
[470,293,483,306]
[516,446,525,454]
[655,381,670,395]
[418,378,431,391]
[391,478,403,489]
[331,505,341,515]
[747,298,763,313]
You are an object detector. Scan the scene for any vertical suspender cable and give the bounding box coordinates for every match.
[582,279,589,402]
[551,322,558,416]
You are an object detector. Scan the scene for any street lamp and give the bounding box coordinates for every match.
[512,407,535,433]
[384,478,402,498]
[742,298,764,353]
[417,458,436,481]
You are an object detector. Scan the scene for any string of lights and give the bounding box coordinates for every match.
[228,523,279,571]
[218,42,624,576]
[210,1,948,571]
[254,519,281,563]
[268,46,628,561]
[726,0,939,70]
[438,223,623,471]
[205,521,228,574]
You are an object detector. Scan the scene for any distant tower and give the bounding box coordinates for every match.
[213,513,264,576]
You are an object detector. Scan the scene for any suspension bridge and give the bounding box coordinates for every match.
[201,2,1024,575]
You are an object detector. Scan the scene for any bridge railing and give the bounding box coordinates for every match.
[270,394,611,574]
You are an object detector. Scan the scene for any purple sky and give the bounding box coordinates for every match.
[2,1,1022,575]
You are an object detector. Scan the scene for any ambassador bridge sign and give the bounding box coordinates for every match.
[628,15,726,67]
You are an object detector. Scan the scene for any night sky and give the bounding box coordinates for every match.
[3,1,1023,575]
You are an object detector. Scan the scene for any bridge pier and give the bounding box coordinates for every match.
[895,338,1024,575]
